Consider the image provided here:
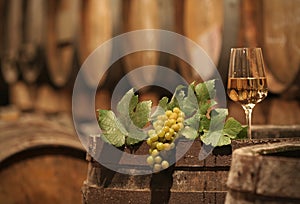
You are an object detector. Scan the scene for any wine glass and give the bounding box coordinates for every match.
[227,48,268,139]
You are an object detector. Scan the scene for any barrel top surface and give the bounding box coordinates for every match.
[227,140,300,199]
[233,140,300,159]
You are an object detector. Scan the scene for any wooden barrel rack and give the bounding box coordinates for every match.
[82,127,300,204]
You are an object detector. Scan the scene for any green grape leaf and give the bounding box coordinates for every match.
[200,116,245,146]
[125,99,151,145]
[102,89,151,147]
[97,110,127,147]
[199,108,230,146]
[195,79,216,102]
[181,126,199,140]
[184,110,201,130]
[236,126,248,139]
[125,125,148,146]
[217,134,232,146]
[223,117,243,139]
[130,100,152,128]
[126,136,142,146]
[129,95,139,114]
[149,97,169,121]
[200,130,222,146]
[200,130,232,146]
[117,88,135,117]
[209,108,228,131]
[169,85,185,110]
[199,99,218,115]
[182,84,198,117]
[199,114,210,133]
[158,97,169,110]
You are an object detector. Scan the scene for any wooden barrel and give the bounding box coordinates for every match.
[261,0,300,94]
[1,0,22,84]
[46,0,80,87]
[226,141,300,203]
[0,0,5,53]
[0,114,87,204]
[82,129,300,203]
[122,0,160,89]
[0,0,9,105]
[79,0,113,88]
[18,0,46,84]
[176,0,223,83]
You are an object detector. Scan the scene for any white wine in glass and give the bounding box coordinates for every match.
[227,48,268,139]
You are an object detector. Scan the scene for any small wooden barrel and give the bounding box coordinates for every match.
[0,114,86,204]
[226,141,300,204]
[82,128,300,204]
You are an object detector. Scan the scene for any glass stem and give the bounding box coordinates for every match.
[242,105,254,139]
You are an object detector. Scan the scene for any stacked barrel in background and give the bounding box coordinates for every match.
[0,0,299,123]
[0,0,299,122]
[0,0,299,203]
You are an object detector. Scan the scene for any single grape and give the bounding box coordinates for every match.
[146,138,152,146]
[156,142,164,151]
[147,156,154,166]
[153,164,161,172]
[169,119,176,126]
[163,143,171,151]
[171,124,180,132]
[154,155,162,164]
[165,132,172,140]
[163,126,169,132]
[154,125,163,132]
[161,160,169,169]
[165,110,172,117]
[152,149,160,158]
[150,134,158,142]
[164,120,172,127]
[173,107,180,113]
[169,112,178,120]
[157,130,165,138]
[176,117,184,123]
[148,129,156,137]
[178,122,184,130]
[156,119,164,127]
[178,111,185,118]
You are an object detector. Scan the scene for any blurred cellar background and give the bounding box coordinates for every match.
[0,0,299,203]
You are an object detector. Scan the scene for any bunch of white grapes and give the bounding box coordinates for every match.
[146,107,185,172]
